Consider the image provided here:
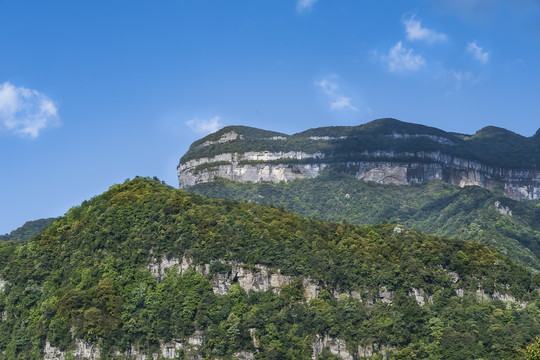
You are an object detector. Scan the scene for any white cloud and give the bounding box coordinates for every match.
[0,82,59,138]
[317,77,339,95]
[403,16,447,44]
[382,41,426,72]
[440,69,477,90]
[297,0,317,13]
[316,75,357,111]
[330,96,356,111]
[467,41,490,63]
[186,116,222,134]
[450,70,473,82]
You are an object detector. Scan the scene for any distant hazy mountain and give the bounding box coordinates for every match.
[0,217,57,242]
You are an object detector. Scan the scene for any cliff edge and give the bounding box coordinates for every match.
[178,119,540,200]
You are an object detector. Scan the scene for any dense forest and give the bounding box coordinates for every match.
[0,177,539,359]
[187,171,540,271]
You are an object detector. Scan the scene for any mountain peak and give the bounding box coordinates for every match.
[471,126,524,140]
[356,118,451,137]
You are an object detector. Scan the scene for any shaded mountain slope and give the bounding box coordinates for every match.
[187,173,540,270]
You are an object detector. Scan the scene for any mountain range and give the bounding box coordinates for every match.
[178,118,540,201]
[179,119,540,271]
[1,119,540,359]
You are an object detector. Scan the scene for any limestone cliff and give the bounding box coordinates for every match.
[178,119,540,200]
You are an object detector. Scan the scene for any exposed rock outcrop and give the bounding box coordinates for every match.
[312,335,354,360]
[44,342,65,360]
[148,256,293,295]
[178,151,326,188]
[494,200,512,216]
[311,335,395,360]
[200,131,242,147]
[43,340,100,360]
[475,288,527,308]
[147,255,527,309]
[409,287,433,306]
[233,351,255,359]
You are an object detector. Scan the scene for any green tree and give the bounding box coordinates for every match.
[526,337,540,360]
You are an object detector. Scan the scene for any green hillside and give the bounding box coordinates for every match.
[0,177,539,359]
[0,218,57,242]
[187,173,540,270]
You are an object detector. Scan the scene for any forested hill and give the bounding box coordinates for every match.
[0,177,539,359]
[187,173,540,270]
[0,217,57,242]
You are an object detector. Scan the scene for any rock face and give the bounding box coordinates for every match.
[178,150,326,188]
[177,120,540,200]
[147,255,528,309]
[43,255,526,360]
[494,200,512,216]
[312,335,354,360]
[43,340,100,360]
[147,256,321,298]
[352,155,540,200]
[311,335,394,360]
[211,263,293,295]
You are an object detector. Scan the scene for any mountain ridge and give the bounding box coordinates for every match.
[178,118,540,200]
[0,217,57,242]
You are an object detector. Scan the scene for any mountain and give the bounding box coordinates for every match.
[0,177,538,359]
[187,174,540,271]
[178,118,540,201]
[179,119,540,270]
[0,217,57,242]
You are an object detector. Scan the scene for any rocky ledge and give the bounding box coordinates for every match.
[178,119,540,200]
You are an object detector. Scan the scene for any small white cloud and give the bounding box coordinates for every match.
[439,69,477,90]
[0,82,59,138]
[186,116,222,134]
[382,41,426,72]
[450,70,473,82]
[297,0,317,13]
[316,75,357,111]
[317,77,339,95]
[467,42,490,64]
[404,16,447,44]
[331,96,357,111]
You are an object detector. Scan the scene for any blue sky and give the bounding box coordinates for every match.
[1,0,540,233]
